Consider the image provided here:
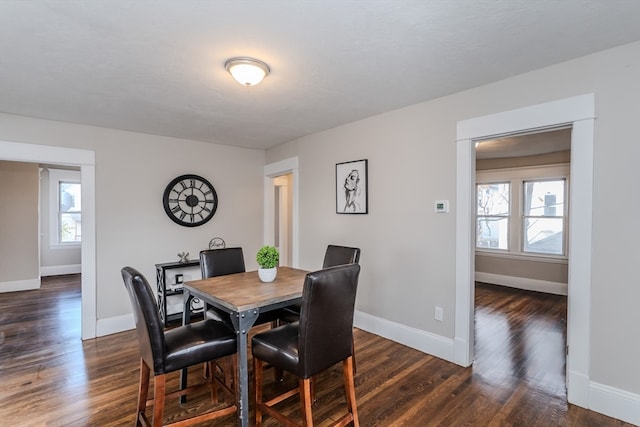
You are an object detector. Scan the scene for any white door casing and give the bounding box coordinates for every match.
[0,140,96,340]
[264,157,299,268]
[455,94,595,408]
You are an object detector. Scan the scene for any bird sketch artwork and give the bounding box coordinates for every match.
[336,159,368,214]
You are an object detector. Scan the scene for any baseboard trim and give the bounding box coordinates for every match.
[568,369,590,408]
[354,310,454,363]
[0,277,40,293]
[41,264,82,276]
[96,313,134,337]
[475,272,568,295]
[590,381,640,426]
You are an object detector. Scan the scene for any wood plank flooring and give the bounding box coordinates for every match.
[0,275,632,426]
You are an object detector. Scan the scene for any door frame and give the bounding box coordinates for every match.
[264,157,299,267]
[0,140,97,340]
[454,94,595,408]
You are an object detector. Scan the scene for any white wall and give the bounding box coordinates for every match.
[0,115,266,322]
[0,161,40,290]
[266,41,640,402]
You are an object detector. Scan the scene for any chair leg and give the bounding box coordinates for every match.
[152,373,167,427]
[311,375,317,404]
[208,361,219,403]
[300,378,314,427]
[275,367,285,382]
[254,357,264,427]
[352,337,357,375]
[271,320,285,382]
[224,355,234,390]
[343,356,359,427]
[136,358,151,427]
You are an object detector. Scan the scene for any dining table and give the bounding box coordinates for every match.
[181,266,309,427]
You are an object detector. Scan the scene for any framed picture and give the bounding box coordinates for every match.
[336,159,368,214]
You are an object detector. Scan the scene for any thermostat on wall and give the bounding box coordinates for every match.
[435,200,449,213]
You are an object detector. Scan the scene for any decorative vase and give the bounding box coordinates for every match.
[258,267,277,283]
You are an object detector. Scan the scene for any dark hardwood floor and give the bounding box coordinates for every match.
[0,275,632,426]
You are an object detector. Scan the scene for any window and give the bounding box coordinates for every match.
[523,179,565,255]
[476,182,510,250]
[49,169,81,246]
[476,165,569,258]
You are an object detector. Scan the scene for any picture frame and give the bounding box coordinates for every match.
[336,159,368,214]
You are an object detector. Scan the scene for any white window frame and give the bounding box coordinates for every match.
[476,181,511,251]
[48,168,81,248]
[522,177,567,256]
[476,163,569,261]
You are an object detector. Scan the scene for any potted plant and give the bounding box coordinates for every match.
[256,245,279,282]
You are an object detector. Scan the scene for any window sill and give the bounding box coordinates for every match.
[50,243,81,250]
[475,249,568,264]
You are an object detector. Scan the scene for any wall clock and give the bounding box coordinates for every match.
[162,174,218,227]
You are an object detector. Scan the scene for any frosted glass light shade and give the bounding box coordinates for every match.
[225,57,270,86]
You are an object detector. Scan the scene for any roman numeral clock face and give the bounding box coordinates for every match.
[162,174,218,227]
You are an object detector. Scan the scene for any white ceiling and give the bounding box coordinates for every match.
[2,1,640,151]
[476,128,572,159]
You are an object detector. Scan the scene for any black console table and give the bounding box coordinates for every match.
[155,260,202,327]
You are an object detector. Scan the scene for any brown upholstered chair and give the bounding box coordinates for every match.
[200,247,281,326]
[121,267,237,427]
[322,244,361,269]
[200,247,246,324]
[279,244,360,323]
[278,245,361,378]
[200,247,247,278]
[199,247,280,383]
[252,264,361,427]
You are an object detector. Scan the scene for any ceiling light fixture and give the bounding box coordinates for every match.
[224,57,270,87]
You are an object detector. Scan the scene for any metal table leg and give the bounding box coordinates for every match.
[231,309,258,427]
[179,291,193,404]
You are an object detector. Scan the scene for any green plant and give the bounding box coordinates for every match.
[256,245,279,269]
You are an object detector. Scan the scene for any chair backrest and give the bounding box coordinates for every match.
[199,247,246,278]
[322,245,361,268]
[298,264,361,378]
[121,266,167,373]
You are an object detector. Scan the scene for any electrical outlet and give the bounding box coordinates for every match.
[435,306,444,321]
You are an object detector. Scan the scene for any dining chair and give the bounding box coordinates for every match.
[200,247,246,278]
[279,245,361,378]
[199,247,281,383]
[252,264,361,427]
[200,247,282,326]
[280,244,361,323]
[200,247,246,324]
[121,266,238,427]
[322,244,361,268]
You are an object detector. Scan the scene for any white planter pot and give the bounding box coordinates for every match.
[258,267,277,283]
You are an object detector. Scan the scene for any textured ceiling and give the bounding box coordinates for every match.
[477,128,572,160]
[2,1,640,150]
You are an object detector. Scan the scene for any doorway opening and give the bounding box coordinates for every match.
[473,128,571,401]
[475,128,571,294]
[454,94,595,408]
[263,157,299,268]
[0,140,96,339]
[273,174,293,267]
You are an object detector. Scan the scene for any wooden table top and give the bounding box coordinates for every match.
[184,266,309,313]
